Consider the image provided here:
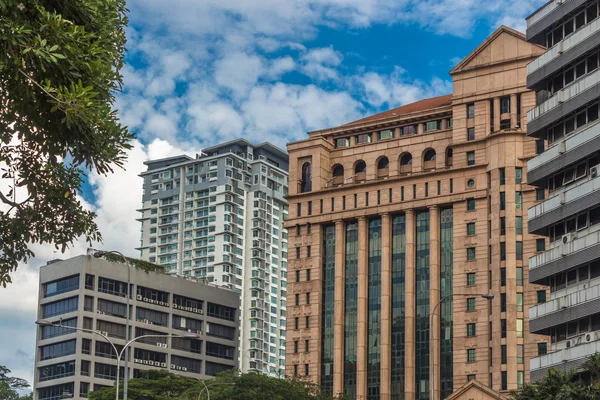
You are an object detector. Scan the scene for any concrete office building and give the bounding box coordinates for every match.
[284,27,550,400]
[138,139,289,376]
[33,255,239,400]
[525,0,600,382]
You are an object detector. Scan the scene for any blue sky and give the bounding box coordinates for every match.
[0,0,547,391]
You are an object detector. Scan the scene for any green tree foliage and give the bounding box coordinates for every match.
[87,369,351,400]
[0,0,132,286]
[510,353,600,400]
[0,365,33,400]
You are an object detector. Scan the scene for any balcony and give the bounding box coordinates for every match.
[528,120,600,185]
[530,280,600,333]
[529,224,600,283]
[527,0,566,29]
[528,69,600,136]
[530,334,600,382]
[528,171,600,234]
[526,0,587,41]
[528,18,600,88]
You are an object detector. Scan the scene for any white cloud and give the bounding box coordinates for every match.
[214,52,264,98]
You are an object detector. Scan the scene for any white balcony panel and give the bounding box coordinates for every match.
[530,224,600,271]
[528,173,600,220]
[531,336,600,371]
[528,18,600,75]
[527,0,571,28]
[528,120,600,172]
[530,281,600,320]
[528,69,600,123]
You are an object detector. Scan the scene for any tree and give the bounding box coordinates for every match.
[510,353,600,400]
[88,369,350,400]
[0,365,33,400]
[0,0,132,286]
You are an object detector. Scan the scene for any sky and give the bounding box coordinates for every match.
[0,0,547,391]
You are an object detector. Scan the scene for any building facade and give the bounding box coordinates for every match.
[525,0,600,382]
[33,255,239,400]
[138,139,289,376]
[284,27,549,400]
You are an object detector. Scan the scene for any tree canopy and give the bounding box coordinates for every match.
[0,0,132,285]
[0,365,33,400]
[87,369,350,400]
[510,353,600,400]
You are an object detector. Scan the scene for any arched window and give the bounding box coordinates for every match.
[424,149,436,162]
[332,164,344,186]
[377,157,389,178]
[446,148,453,167]
[399,153,412,174]
[301,162,312,193]
[355,160,366,182]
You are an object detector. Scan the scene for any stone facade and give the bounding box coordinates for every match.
[284,26,549,400]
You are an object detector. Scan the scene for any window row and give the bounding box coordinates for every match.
[545,1,599,48]
[546,153,600,193]
[547,206,600,243]
[546,99,600,145]
[43,275,79,298]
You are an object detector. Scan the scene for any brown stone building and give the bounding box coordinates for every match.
[284,27,551,400]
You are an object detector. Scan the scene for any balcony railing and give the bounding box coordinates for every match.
[530,280,600,320]
[531,335,600,372]
[527,0,569,29]
[528,17,600,75]
[528,69,600,123]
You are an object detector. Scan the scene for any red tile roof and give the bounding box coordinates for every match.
[345,94,453,126]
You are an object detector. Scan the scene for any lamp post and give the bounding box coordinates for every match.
[197,381,235,400]
[89,249,132,400]
[36,320,199,400]
[429,293,494,400]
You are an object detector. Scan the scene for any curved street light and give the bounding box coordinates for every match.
[36,319,199,400]
[429,293,494,400]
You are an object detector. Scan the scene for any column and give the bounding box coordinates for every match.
[418,123,424,135]
[356,216,368,400]
[380,213,392,400]
[510,94,518,129]
[395,127,401,137]
[429,206,441,400]
[493,97,500,132]
[333,220,345,395]
[405,210,416,400]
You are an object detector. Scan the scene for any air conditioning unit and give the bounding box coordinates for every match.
[193,308,198,314]
[196,330,202,335]
[170,364,176,369]
[562,233,574,244]
[97,310,102,314]
[143,297,148,302]
[591,166,599,178]
[187,329,192,333]
[156,342,163,347]
[136,295,143,300]
[199,309,204,315]
[586,333,594,343]
[161,363,167,368]
[176,366,182,370]
[149,361,155,366]
[148,321,154,325]
[182,367,188,372]
[143,360,149,364]
[559,141,566,154]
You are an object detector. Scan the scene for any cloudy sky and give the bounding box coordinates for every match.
[0,0,547,390]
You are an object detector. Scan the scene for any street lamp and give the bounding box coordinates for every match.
[88,249,133,400]
[429,293,494,400]
[197,381,235,400]
[36,319,199,400]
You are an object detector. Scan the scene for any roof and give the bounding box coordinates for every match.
[201,138,288,157]
[445,379,506,400]
[344,94,453,126]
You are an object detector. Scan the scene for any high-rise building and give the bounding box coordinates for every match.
[138,139,289,376]
[284,26,549,400]
[525,0,600,383]
[33,255,239,400]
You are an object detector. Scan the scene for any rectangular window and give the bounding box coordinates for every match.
[467,247,476,260]
[389,188,392,203]
[305,339,310,352]
[467,323,476,337]
[467,223,476,236]
[516,216,523,235]
[401,186,404,201]
[305,316,310,328]
[499,168,505,185]
[424,120,441,132]
[467,374,476,382]
[294,341,299,353]
[343,196,346,210]
[536,188,545,200]
[44,275,80,298]
[536,140,545,154]
[295,294,300,306]
[320,199,323,213]
[355,133,372,144]
[517,318,523,338]
[536,239,545,252]
[501,345,507,364]
[354,193,357,208]
[335,138,350,148]
[467,349,476,362]
[501,371,508,390]
[294,364,298,376]
[297,203,301,217]
[516,241,523,260]
[305,364,309,376]
[501,319,507,338]
[537,290,547,304]
[437,180,441,195]
[467,272,476,286]
[331,198,335,212]
[517,267,523,286]
[378,130,394,140]
[500,242,506,261]
[467,298,476,311]
[413,184,416,199]
[295,317,299,329]
[377,190,380,205]
[467,198,475,211]
[538,342,547,355]
[307,246,311,258]
[501,293,506,312]
[501,96,510,114]
[515,168,522,184]
[515,191,522,210]
[425,182,429,197]
[296,248,301,259]
[306,293,310,305]
[500,192,506,210]
[517,371,524,389]
[307,201,312,216]
[467,128,475,141]
[516,293,523,312]
[467,103,475,119]
[296,270,300,282]
[306,270,311,281]
[467,151,475,166]
[500,217,506,236]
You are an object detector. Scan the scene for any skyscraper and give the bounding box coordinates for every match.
[525,0,600,382]
[284,26,549,400]
[138,139,289,376]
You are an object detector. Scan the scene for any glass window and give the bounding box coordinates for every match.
[501,96,510,113]
[536,140,545,154]
[517,319,524,338]
[538,342,547,355]
[501,319,507,338]
[42,297,78,318]
[335,138,350,148]
[500,217,506,236]
[501,268,506,286]
[516,241,523,260]
[467,128,475,141]
[378,130,394,140]
[500,242,506,261]
[355,134,372,144]
[467,103,475,118]
[467,298,476,311]
[537,290,546,304]
[467,323,476,337]
[467,151,475,166]
[500,192,505,210]
[501,345,507,364]
[516,217,522,235]
[515,191,522,210]
[517,267,523,286]
[499,168,505,185]
[467,198,475,211]
[467,349,476,362]
[467,272,476,286]
[536,188,545,201]
[467,223,476,236]
[515,168,522,184]
[44,275,80,298]
[501,371,508,390]
[536,239,546,252]
[516,293,523,312]
[517,371,524,389]
[501,293,506,312]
